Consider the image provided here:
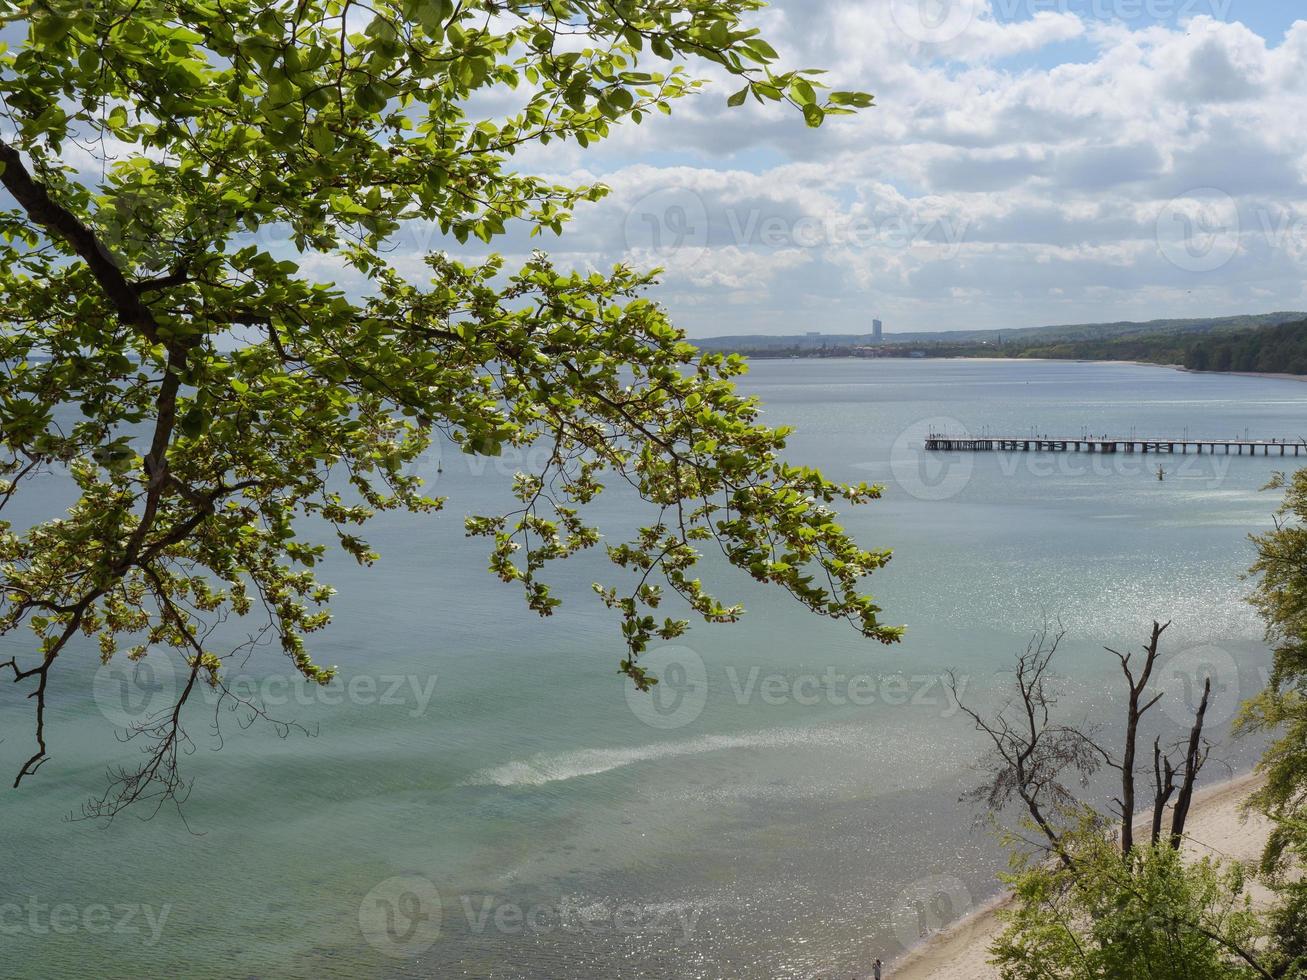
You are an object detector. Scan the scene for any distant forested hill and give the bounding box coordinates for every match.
[1182,318,1307,374]
[969,317,1307,374]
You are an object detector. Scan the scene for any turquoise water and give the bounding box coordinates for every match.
[1,359,1300,978]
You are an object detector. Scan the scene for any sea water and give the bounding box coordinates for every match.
[1,359,1298,978]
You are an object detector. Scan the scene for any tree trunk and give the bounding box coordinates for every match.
[1117,621,1167,857]
[1150,736,1176,846]
[1170,678,1212,848]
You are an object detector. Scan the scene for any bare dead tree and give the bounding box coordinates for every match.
[1106,620,1170,856]
[955,620,1217,865]
[950,624,1110,867]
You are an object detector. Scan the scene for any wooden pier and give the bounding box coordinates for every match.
[924,436,1306,456]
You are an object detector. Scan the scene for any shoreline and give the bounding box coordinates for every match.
[730,353,1307,384]
[1183,368,1307,383]
[890,770,1271,979]
[1011,358,1307,384]
[998,356,1307,384]
[1094,359,1307,383]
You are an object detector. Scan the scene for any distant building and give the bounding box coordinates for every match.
[806,331,821,338]
[872,318,883,344]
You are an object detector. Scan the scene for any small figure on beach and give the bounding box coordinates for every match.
[873,957,883,980]
[1157,465,1165,482]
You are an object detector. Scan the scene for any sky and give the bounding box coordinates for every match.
[472,0,1307,337]
[8,1,1307,339]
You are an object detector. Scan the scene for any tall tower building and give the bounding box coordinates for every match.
[872,318,883,344]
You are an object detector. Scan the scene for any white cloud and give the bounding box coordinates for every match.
[491,4,1307,335]
[50,1,1303,337]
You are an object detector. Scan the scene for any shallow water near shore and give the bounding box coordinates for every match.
[0,358,1299,978]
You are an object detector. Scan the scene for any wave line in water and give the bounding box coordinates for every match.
[462,726,860,787]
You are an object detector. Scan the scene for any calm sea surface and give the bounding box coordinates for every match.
[2,359,1302,978]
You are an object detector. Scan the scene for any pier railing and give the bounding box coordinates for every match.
[924,436,1306,456]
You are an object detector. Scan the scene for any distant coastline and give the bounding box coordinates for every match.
[1184,368,1307,383]
[694,312,1307,378]
[695,350,1307,381]
[1092,360,1307,384]
[1078,359,1307,383]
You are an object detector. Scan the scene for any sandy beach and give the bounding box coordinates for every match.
[1013,357,1307,384]
[890,772,1273,980]
[1205,370,1307,383]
